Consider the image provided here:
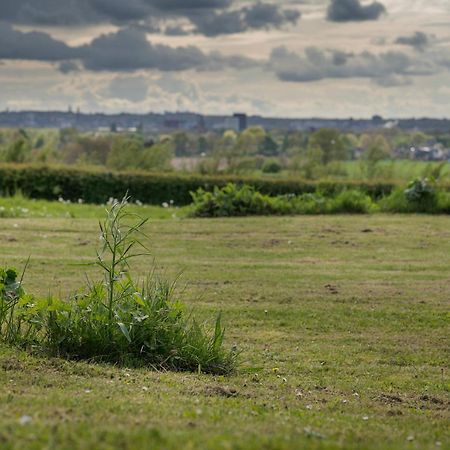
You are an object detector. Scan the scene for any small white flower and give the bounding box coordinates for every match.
[162,202,169,208]
[19,415,32,425]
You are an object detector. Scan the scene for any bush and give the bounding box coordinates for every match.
[291,193,328,215]
[380,178,450,214]
[0,198,236,374]
[0,163,401,205]
[190,184,376,217]
[261,159,282,174]
[190,184,282,217]
[329,190,377,214]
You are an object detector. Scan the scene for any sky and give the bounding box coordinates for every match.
[1,0,450,118]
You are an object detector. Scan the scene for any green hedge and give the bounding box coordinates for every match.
[0,164,414,206]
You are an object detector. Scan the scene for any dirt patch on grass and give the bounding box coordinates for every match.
[377,393,449,411]
[204,385,239,398]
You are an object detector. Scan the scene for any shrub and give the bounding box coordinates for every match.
[190,184,376,217]
[291,193,328,215]
[0,198,236,374]
[381,178,446,214]
[0,163,400,205]
[329,190,377,214]
[190,183,282,217]
[261,159,282,174]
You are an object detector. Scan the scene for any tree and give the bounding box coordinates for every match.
[359,134,392,179]
[2,138,29,163]
[281,131,305,155]
[140,142,174,171]
[259,134,279,156]
[106,136,143,171]
[173,132,189,156]
[307,128,350,165]
[235,127,266,155]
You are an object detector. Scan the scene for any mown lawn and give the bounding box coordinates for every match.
[0,211,449,449]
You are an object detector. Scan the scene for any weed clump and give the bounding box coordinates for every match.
[0,197,236,374]
[189,183,376,217]
[381,178,450,214]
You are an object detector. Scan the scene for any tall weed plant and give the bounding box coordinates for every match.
[0,197,236,374]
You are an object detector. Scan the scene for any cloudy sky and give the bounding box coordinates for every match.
[1,0,450,118]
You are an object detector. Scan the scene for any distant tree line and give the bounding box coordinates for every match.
[0,126,449,180]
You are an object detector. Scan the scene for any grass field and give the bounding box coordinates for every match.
[0,208,449,449]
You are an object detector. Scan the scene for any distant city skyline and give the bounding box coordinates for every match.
[1,0,450,118]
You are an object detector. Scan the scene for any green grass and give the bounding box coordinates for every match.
[0,210,449,449]
[342,160,450,181]
[0,195,186,219]
[226,160,450,182]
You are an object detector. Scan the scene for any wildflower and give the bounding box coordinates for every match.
[19,415,32,425]
[162,202,169,208]
[272,367,279,373]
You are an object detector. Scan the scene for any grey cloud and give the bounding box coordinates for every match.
[1,0,298,36]
[149,0,232,11]
[0,25,259,73]
[0,23,79,61]
[90,0,151,22]
[207,52,261,71]
[396,32,429,50]
[192,10,244,36]
[80,28,208,71]
[1,1,100,26]
[86,29,258,70]
[58,61,81,74]
[191,2,301,36]
[164,25,191,36]
[1,0,230,25]
[270,46,413,83]
[243,2,300,29]
[374,74,412,87]
[327,0,386,22]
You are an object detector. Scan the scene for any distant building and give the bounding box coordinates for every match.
[410,143,448,161]
[212,116,240,132]
[233,113,248,132]
[394,142,450,161]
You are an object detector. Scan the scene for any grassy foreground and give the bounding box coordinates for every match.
[0,211,449,449]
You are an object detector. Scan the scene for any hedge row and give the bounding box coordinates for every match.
[0,164,414,206]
